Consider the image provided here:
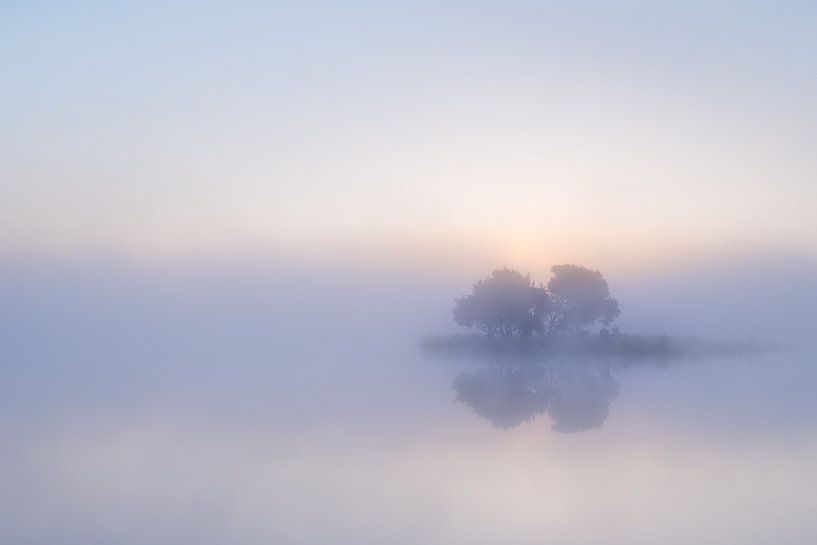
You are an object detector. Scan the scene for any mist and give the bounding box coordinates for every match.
[4,1,817,541]
[2,251,816,544]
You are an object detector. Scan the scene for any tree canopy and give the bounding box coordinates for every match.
[452,268,548,338]
[545,264,620,337]
[453,265,619,339]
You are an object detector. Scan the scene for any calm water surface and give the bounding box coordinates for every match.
[2,263,815,545]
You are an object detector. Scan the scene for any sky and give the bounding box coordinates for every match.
[3,1,817,269]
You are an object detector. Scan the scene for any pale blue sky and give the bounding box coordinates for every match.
[3,1,816,264]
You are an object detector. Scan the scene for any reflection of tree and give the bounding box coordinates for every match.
[454,359,618,433]
[547,361,618,433]
[453,363,550,429]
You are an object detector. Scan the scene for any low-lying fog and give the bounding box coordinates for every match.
[2,254,816,545]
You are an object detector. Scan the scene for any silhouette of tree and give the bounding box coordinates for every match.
[452,268,549,338]
[545,264,619,337]
[452,265,619,339]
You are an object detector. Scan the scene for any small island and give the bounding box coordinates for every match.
[423,265,764,432]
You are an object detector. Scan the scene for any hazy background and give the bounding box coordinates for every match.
[2,1,817,544]
[3,0,817,261]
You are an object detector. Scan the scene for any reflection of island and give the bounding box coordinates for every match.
[427,265,766,433]
[454,358,618,432]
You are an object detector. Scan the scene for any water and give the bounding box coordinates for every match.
[1,259,815,544]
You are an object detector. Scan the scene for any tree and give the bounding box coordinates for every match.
[453,268,549,338]
[452,265,619,339]
[545,264,619,337]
